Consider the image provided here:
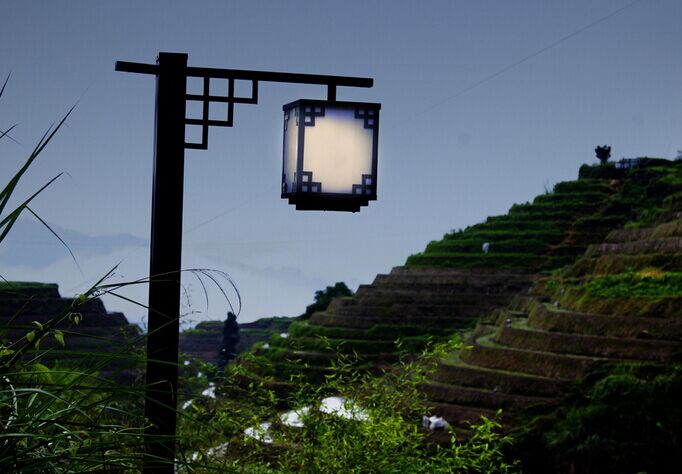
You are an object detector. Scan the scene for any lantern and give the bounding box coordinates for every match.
[281,99,380,212]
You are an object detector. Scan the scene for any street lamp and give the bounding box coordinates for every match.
[115,52,379,473]
[282,99,380,212]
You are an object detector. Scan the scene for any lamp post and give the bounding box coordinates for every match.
[116,52,379,473]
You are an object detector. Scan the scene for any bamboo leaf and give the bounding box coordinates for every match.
[53,330,65,348]
[26,206,81,272]
[0,105,73,217]
[0,123,17,142]
[0,73,9,99]
[69,312,82,325]
[0,173,62,244]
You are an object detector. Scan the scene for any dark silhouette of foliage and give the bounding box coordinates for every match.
[595,145,611,164]
[215,311,240,377]
[529,364,682,474]
[301,282,353,319]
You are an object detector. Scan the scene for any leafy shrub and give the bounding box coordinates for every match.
[541,364,682,474]
[0,89,150,472]
[583,270,682,299]
[578,163,624,180]
[288,321,451,341]
[595,145,611,165]
[532,191,609,206]
[662,191,682,211]
[179,341,521,473]
[426,237,547,254]
[552,179,611,194]
[0,281,57,291]
[406,252,540,269]
[301,282,353,319]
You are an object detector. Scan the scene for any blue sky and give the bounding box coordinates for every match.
[1,0,681,327]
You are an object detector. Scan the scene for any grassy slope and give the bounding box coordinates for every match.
[231,160,682,409]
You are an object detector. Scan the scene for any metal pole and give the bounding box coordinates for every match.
[143,52,187,473]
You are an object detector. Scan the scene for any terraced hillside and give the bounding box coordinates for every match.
[258,268,537,381]
[245,159,682,412]
[421,187,682,434]
[0,283,140,377]
[179,321,223,364]
[249,175,631,383]
[407,178,618,270]
[179,317,292,364]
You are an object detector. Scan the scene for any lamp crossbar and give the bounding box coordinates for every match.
[116,57,373,150]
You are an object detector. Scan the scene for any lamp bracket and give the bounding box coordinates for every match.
[116,55,372,151]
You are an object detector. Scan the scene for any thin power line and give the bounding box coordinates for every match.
[392,0,644,129]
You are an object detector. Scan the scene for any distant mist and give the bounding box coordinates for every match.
[0,218,147,268]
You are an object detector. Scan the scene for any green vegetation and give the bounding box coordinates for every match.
[410,160,682,271]
[407,252,541,269]
[594,145,611,165]
[577,162,623,180]
[178,341,520,473]
[0,361,146,472]
[583,270,682,299]
[519,364,682,474]
[300,282,353,319]
[0,281,57,291]
[274,333,445,356]
[0,90,149,471]
[603,161,682,227]
[408,160,682,473]
[406,174,619,270]
[182,322,220,336]
[288,321,453,341]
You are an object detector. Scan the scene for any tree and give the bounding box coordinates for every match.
[301,282,353,319]
[595,145,611,165]
[215,311,240,377]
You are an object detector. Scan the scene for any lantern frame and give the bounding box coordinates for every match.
[281,99,381,212]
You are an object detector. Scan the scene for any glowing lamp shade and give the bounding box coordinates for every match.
[281,99,380,212]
